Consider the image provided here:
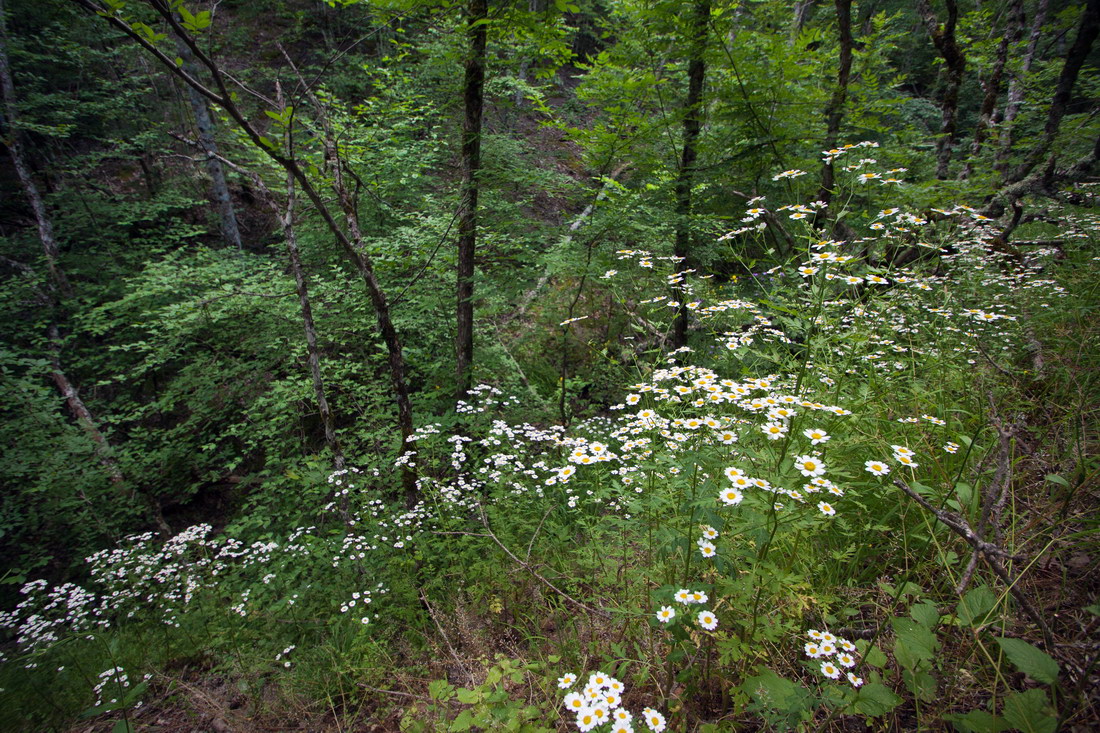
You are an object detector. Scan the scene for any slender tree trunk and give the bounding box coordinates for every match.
[326,135,419,506]
[817,0,853,207]
[917,0,966,179]
[1006,0,1099,185]
[0,0,72,299]
[791,0,815,37]
[960,0,1022,180]
[671,0,710,350]
[173,32,243,250]
[46,325,126,487]
[282,174,344,472]
[996,0,1049,172]
[456,0,487,402]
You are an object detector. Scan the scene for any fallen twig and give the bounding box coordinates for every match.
[894,478,1054,649]
[467,503,612,619]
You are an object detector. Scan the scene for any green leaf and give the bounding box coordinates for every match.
[428,679,455,701]
[849,682,901,717]
[995,637,1059,685]
[183,10,211,30]
[741,667,814,719]
[910,601,940,629]
[956,585,997,627]
[449,709,475,732]
[455,688,480,704]
[892,617,938,671]
[1002,689,1057,733]
[902,669,937,702]
[1044,474,1069,488]
[854,640,888,668]
[942,710,1008,733]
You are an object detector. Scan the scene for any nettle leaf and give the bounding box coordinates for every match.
[892,617,938,671]
[942,709,1009,733]
[849,682,901,717]
[1002,689,1057,733]
[956,585,997,627]
[855,639,888,668]
[455,687,481,704]
[902,668,937,702]
[910,601,940,629]
[995,637,1059,685]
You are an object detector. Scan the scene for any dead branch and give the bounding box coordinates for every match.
[894,478,1053,648]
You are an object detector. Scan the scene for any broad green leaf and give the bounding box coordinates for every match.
[956,585,997,627]
[995,637,1059,685]
[942,710,1008,733]
[449,709,475,732]
[849,682,901,717]
[910,601,940,629]
[892,617,937,671]
[741,667,813,719]
[854,640,888,668]
[902,668,937,702]
[455,687,480,704]
[428,679,454,701]
[1002,689,1057,733]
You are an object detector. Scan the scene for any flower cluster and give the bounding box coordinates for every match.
[804,629,863,687]
[560,671,667,732]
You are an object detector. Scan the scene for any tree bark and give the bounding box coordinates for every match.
[282,171,344,473]
[0,0,72,299]
[817,0,853,207]
[306,87,419,506]
[791,0,815,37]
[456,0,487,402]
[46,325,126,488]
[671,0,710,350]
[173,31,243,250]
[917,0,966,179]
[1005,0,1100,185]
[960,0,1021,180]
[996,0,1049,172]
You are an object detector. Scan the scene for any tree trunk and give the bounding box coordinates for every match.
[817,0,853,207]
[325,136,418,507]
[46,325,126,487]
[1005,0,1099,185]
[671,0,710,350]
[173,32,243,251]
[917,0,966,179]
[282,172,344,473]
[456,0,487,402]
[996,0,1049,172]
[791,0,815,37]
[0,0,72,299]
[960,0,1021,180]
